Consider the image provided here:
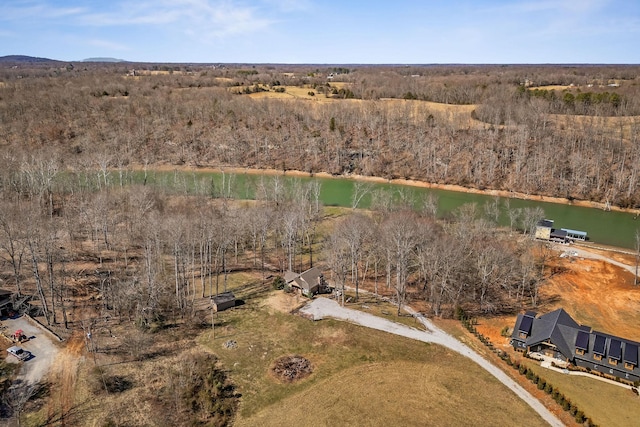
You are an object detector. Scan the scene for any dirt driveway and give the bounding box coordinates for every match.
[3,316,61,385]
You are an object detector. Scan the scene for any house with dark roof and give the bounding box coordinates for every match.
[511,308,640,382]
[284,267,326,297]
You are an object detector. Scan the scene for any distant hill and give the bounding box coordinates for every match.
[0,55,58,63]
[83,57,126,63]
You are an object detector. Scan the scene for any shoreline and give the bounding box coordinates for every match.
[135,163,639,215]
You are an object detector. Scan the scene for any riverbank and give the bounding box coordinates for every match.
[137,163,639,215]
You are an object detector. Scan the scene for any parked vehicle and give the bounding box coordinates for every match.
[7,346,30,361]
[13,329,28,343]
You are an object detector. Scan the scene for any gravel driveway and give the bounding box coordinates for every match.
[300,298,564,427]
[554,244,638,275]
[3,316,61,385]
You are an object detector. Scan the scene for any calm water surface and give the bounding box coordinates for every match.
[128,170,639,250]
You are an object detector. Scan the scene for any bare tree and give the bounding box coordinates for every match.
[521,207,545,237]
[334,213,373,302]
[3,382,40,427]
[0,202,26,295]
[351,181,373,209]
[483,197,501,224]
[326,232,350,306]
[382,211,420,315]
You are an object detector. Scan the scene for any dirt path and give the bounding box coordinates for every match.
[300,298,564,427]
[46,332,84,425]
[556,244,638,276]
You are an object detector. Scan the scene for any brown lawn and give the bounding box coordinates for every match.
[234,356,549,427]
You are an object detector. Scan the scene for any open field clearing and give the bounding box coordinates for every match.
[205,290,548,426]
[243,87,487,130]
[519,358,640,427]
[246,86,338,102]
[236,360,547,427]
[531,85,574,91]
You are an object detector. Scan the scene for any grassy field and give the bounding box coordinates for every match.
[200,287,548,426]
[235,360,547,427]
[520,359,640,427]
[242,85,489,131]
[531,85,574,91]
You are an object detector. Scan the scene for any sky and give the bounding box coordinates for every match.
[1,0,639,64]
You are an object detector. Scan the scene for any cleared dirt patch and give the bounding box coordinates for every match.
[271,355,313,383]
[262,291,308,313]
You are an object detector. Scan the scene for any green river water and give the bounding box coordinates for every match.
[126,169,639,250]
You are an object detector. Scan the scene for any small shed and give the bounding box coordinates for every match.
[560,228,587,241]
[211,292,236,312]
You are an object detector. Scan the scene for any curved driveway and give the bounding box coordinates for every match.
[300,298,564,427]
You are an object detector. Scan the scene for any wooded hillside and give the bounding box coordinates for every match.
[1,62,639,208]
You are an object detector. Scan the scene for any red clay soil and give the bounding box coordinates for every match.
[477,249,640,348]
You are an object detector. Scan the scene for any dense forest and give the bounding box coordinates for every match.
[1,62,639,208]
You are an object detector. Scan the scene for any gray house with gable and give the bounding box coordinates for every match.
[511,308,640,383]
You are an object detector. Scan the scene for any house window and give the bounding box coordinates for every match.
[594,354,603,361]
[576,348,585,355]
[609,358,618,366]
[625,362,635,371]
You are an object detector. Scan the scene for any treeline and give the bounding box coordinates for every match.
[0,152,547,327]
[0,64,639,208]
[327,200,546,317]
[0,153,325,326]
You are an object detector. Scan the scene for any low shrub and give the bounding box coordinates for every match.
[272,276,286,290]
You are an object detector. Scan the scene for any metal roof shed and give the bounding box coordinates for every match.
[560,228,587,241]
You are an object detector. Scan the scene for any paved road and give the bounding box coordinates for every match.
[3,316,61,385]
[300,298,564,427]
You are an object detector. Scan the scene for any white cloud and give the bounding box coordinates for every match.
[0,1,85,21]
[1,1,277,39]
[86,39,130,51]
[76,0,275,38]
